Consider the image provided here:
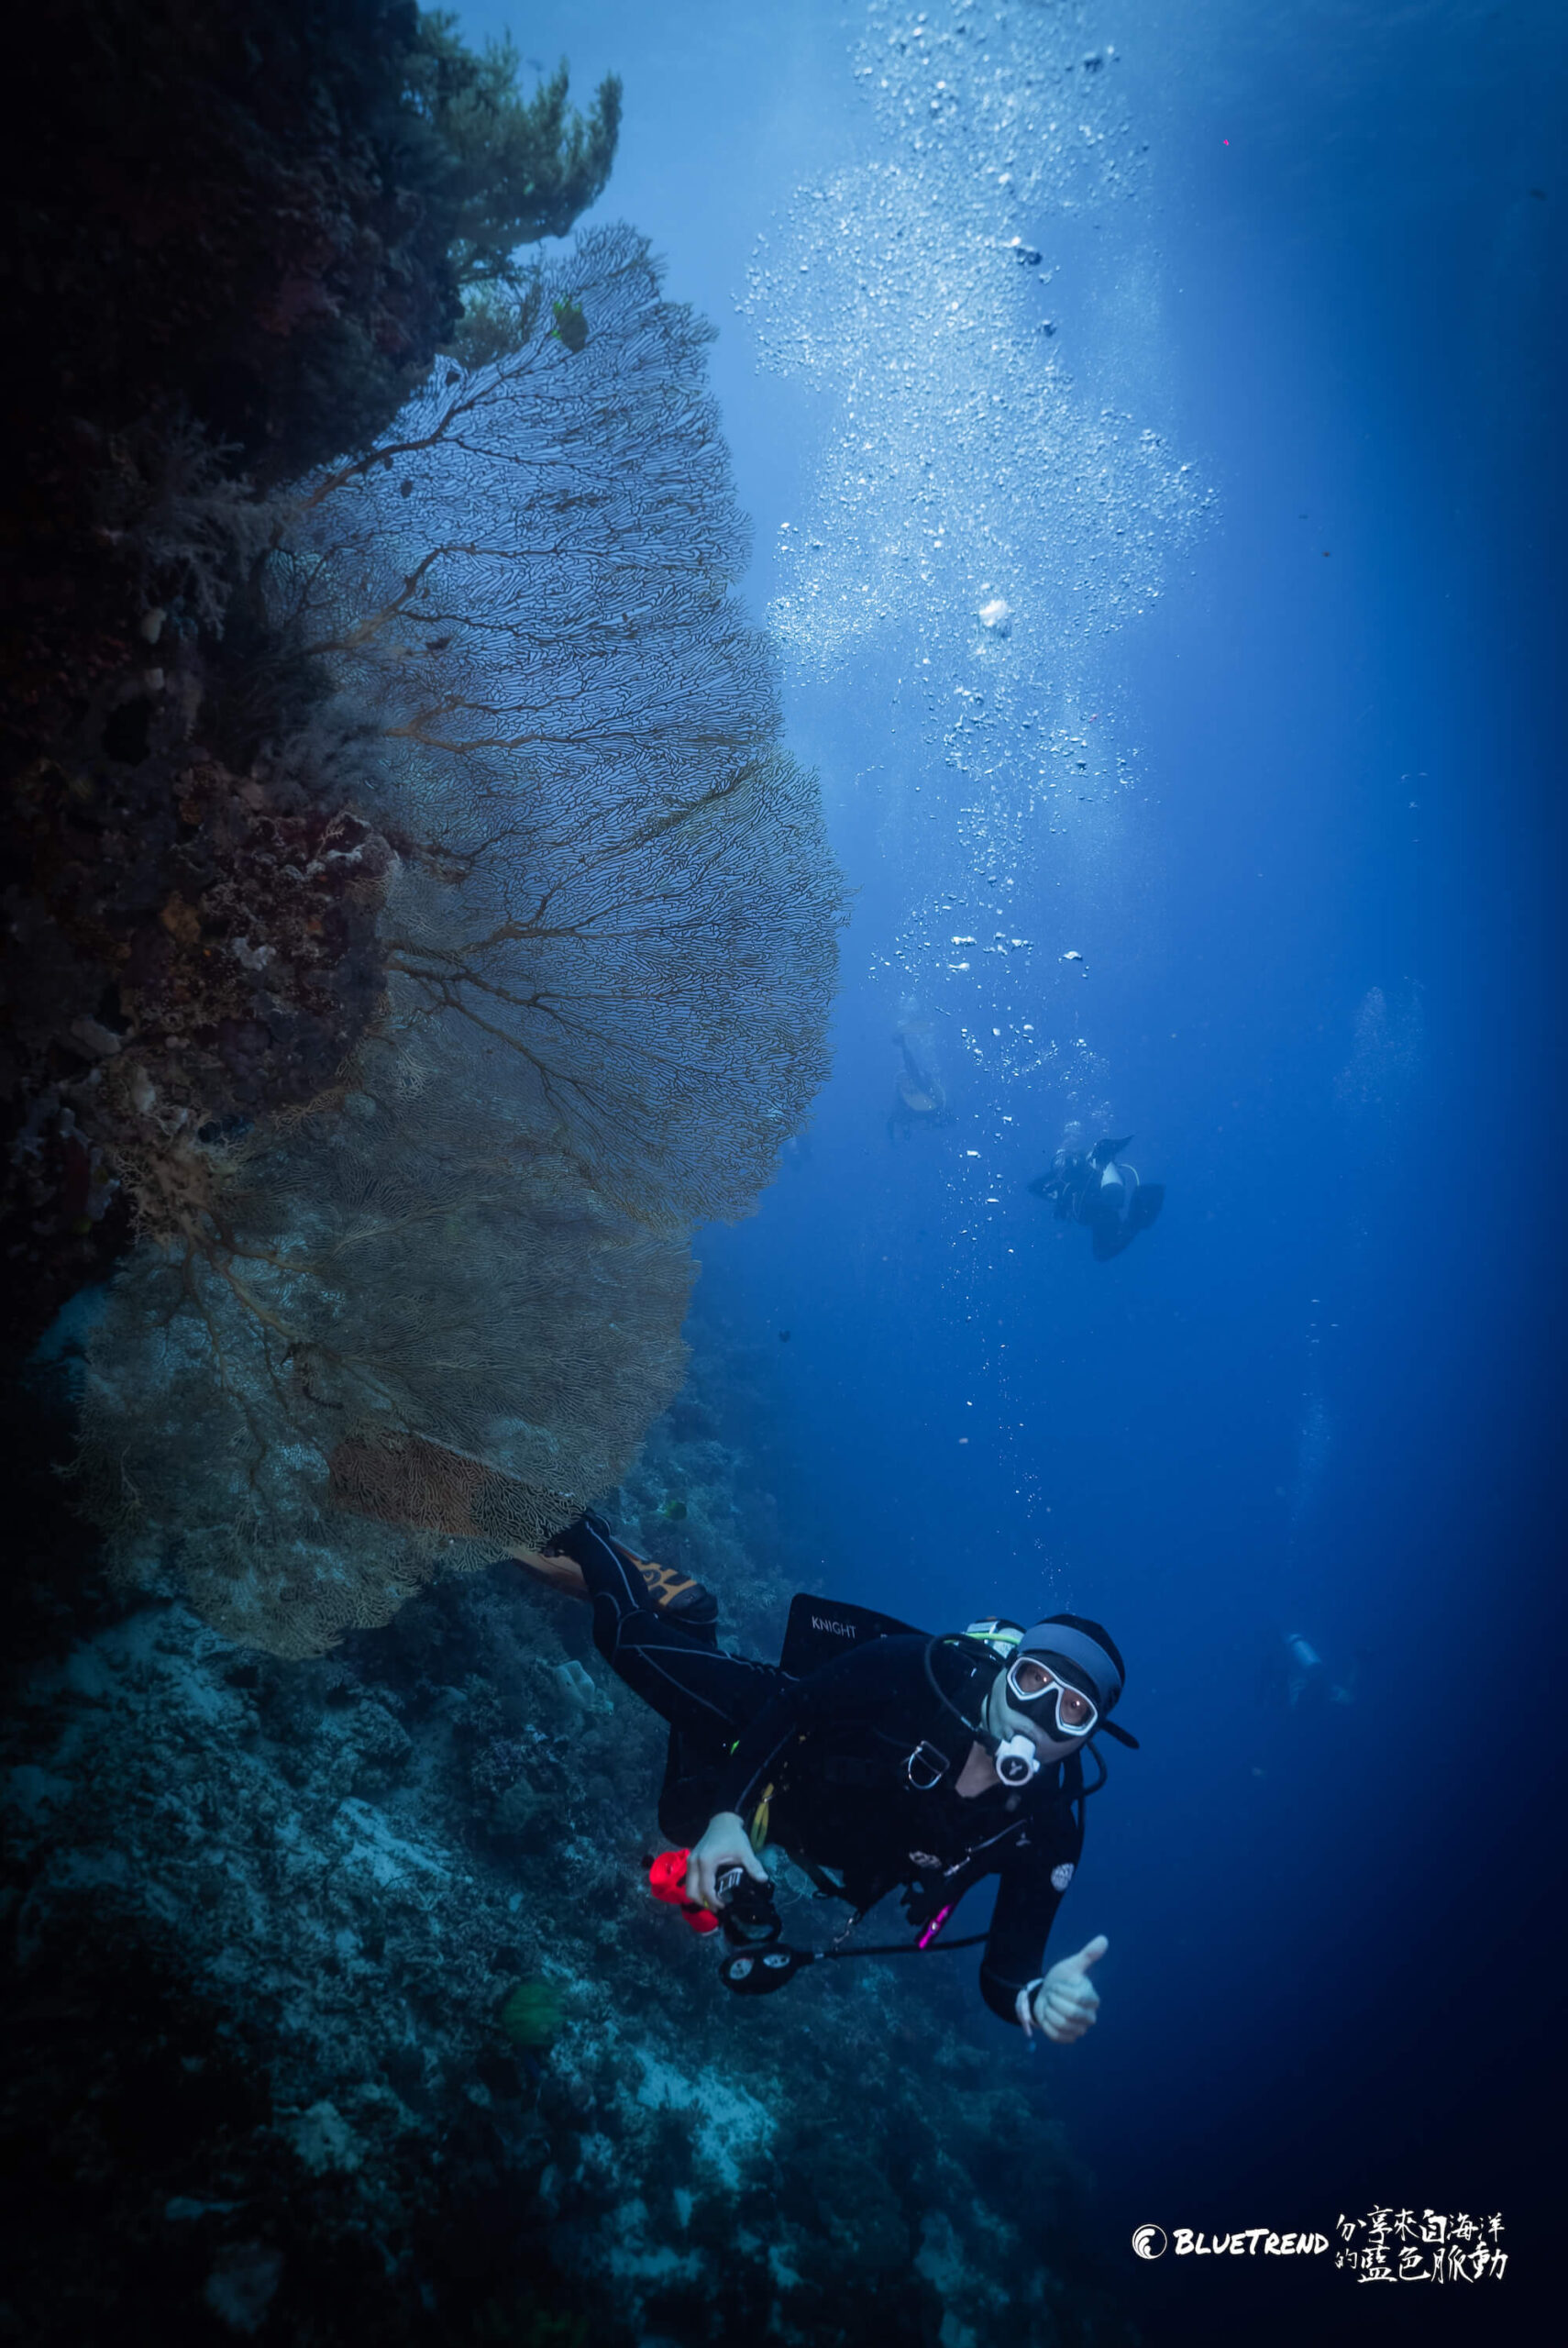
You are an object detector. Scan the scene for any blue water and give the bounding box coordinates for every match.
[467,5,1564,2332]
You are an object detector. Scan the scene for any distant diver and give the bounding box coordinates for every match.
[1264,1630,1358,1712]
[888,1025,948,1140]
[1029,1135,1165,1260]
[514,1515,1136,2036]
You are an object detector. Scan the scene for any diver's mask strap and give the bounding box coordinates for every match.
[1096,1717,1141,1749]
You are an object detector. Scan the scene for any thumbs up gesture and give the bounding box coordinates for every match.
[1020,1935,1109,2043]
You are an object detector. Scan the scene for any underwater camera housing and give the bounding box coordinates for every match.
[714,1866,781,1935]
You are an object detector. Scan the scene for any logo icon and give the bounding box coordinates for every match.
[1132,2226,1168,2261]
[1051,1861,1076,1891]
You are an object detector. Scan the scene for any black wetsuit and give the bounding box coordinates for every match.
[1029,1136,1164,1261]
[556,1516,1088,2026]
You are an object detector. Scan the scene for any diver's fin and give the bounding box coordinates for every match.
[637,1562,719,1630]
[1092,1218,1133,1261]
[509,1547,591,1601]
[614,1539,720,1630]
[1090,1135,1133,1167]
[1126,1183,1165,1232]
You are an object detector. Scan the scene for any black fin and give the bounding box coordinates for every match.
[1090,1135,1133,1167]
[1127,1183,1165,1231]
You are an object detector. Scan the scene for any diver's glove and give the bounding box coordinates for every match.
[1017,1934,1109,2042]
[686,1812,768,1914]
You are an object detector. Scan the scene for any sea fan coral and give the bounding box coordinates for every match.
[289,223,840,1228]
[79,226,842,1656]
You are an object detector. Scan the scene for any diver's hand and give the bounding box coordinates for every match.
[1019,1935,1108,2043]
[686,1813,767,1912]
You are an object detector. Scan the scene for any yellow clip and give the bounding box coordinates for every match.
[749,1782,774,1853]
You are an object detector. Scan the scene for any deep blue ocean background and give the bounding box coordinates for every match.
[463,5,1565,2337]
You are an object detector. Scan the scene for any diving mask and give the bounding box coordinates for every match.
[1005,1655,1099,1738]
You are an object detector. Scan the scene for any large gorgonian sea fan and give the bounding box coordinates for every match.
[286,223,839,1232]
[81,224,844,1656]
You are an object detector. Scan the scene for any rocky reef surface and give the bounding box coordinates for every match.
[2,1329,1133,2348]
[1,2,618,1368]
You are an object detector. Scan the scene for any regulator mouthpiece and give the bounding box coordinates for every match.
[993,1732,1041,1786]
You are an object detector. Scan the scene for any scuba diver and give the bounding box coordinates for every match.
[888,1026,948,1140]
[1029,1135,1165,1260]
[516,1515,1134,2038]
[1264,1630,1358,1712]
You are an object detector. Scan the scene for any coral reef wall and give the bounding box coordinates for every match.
[5,8,841,1661]
[0,16,1121,2342]
[3,0,622,1364]
[3,1327,1134,2348]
